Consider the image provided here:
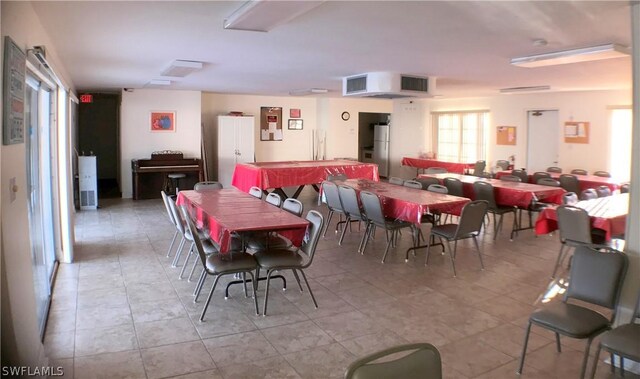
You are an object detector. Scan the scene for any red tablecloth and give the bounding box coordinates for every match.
[176,189,309,253]
[419,173,565,208]
[401,157,475,174]
[338,179,470,224]
[495,171,622,192]
[231,160,379,192]
[535,194,628,240]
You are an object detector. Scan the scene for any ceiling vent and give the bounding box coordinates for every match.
[343,72,436,99]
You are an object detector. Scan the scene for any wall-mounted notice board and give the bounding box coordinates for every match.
[260,107,283,141]
[564,121,589,144]
[496,126,516,145]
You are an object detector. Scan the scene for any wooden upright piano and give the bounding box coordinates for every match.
[131,151,203,199]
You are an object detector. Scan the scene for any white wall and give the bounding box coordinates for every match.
[120,89,202,198]
[1,0,73,369]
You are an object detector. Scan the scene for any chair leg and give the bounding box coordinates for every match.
[246,270,259,315]
[292,269,303,292]
[338,216,351,245]
[262,270,274,316]
[193,270,206,300]
[322,210,334,237]
[187,256,199,281]
[517,322,533,374]
[590,343,603,379]
[199,275,221,322]
[424,232,434,266]
[178,248,193,279]
[446,240,456,277]
[166,230,179,257]
[473,235,484,270]
[555,332,562,352]
[620,356,625,376]
[580,338,594,379]
[552,244,566,279]
[300,270,318,309]
[361,224,372,254]
[242,272,248,298]
[381,233,393,263]
[357,223,369,254]
[171,238,186,267]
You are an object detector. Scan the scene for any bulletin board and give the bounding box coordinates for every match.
[3,36,26,145]
[564,121,589,144]
[496,126,516,145]
[260,107,283,141]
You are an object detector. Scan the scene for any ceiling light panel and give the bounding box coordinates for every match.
[224,0,324,32]
[511,43,630,68]
[500,85,550,94]
[160,60,203,77]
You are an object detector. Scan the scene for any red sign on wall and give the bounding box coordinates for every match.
[80,94,93,103]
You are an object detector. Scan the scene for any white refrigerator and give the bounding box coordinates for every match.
[373,124,390,177]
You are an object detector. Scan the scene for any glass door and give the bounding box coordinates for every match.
[25,73,58,337]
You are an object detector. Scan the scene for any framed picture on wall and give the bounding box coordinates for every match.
[260,107,283,141]
[288,119,303,130]
[150,111,176,132]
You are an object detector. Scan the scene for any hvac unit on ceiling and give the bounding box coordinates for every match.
[342,72,436,99]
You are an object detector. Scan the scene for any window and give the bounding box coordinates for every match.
[433,111,489,162]
[609,108,632,181]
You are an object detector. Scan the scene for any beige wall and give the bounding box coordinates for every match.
[120,89,202,198]
[1,0,74,369]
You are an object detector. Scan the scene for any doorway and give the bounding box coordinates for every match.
[78,93,121,200]
[358,112,390,177]
[527,110,559,172]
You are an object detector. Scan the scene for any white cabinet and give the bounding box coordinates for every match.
[218,115,255,187]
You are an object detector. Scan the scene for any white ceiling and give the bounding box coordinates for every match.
[31,1,633,98]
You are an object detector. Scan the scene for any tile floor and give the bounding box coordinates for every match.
[45,188,636,379]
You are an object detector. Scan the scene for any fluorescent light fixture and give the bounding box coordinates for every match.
[510,43,630,68]
[160,60,203,77]
[500,85,551,94]
[289,88,329,96]
[148,79,172,86]
[224,0,324,32]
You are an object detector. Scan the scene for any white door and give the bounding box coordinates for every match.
[236,116,255,164]
[527,110,559,172]
[217,116,237,187]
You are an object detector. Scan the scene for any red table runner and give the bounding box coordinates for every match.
[337,179,470,224]
[176,189,309,253]
[231,160,379,192]
[535,193,628,240]
[419,173,566,208]
[495,171,622,192]
[401,157,475,174]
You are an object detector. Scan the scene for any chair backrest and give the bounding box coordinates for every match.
[282,198,303,217]
[194,181,223,190]
[472,181,498,209]
[403,180,423,190]
[388,177,404,185]
[344,343,442,379]
[299,210,324,267]
[511,169,528,183]
[571,169,589,175]
[166,194,186,235]
[249,186,263,199]
[556,205,593,245]
[500,174,522,183]
[593,171,611,178]
[338,185,364,220]
[322,181,343,212]
[562,192,578,205]
[180,205,208,266]
[161,190,177,227]
[559,174,580,194]
[443,177,464,197]
[265,192,283,207]
[580,188,598,200]
[327,173,347,181]
[596,186,611,197]
[496,160,510,171]
[532,172,551,184]
[537,178,561,187]
[620,183,630,194]
[424,167,447,174]
[454,200,488,237]
[473,160,486,176]
[427,184,448,194]
[566,246,628,312]
[546,166,562,173]
[415,177,440,190]
[360,191,386,227]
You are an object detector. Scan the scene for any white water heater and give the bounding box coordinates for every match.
[78,156,98,210]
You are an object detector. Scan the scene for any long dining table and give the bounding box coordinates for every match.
[232,159,379,199]
[495,170,624,192]
[401,157,475,175]
[535,193,628,241]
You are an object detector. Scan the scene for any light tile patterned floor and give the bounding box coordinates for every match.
[46,188,636,379]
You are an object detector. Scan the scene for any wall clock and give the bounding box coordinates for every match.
[341,111,350,121]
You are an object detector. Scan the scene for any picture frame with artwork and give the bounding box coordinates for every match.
[290,108,301,118]
[150,111,176,132]
[288,119,303,130]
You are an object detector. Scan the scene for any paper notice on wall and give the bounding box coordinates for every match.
[274,129,283,140]
[268,123,276,133]
[565,124,578,137]
[577,123,586,137]
[261,129,270,140]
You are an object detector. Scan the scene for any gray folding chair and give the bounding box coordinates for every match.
[403,180,423,189]
[537,177,561,187]
[321,181,346,237]
[427,184,448,194]
[194,181,223,190]
[245,198,304,252]
[389,177,405,185]
[472,181,517,240]
[510,169,528,183]
[593,171,611,178]
[472,160,486,176]
[532,171,551,184]
[360,191,415,263]
[580,188,598,200]
[596,186,611,197]
[547,166,563,173]
[496,160,510,171]
[249,186,263,199]
[327,173,347,181]
[265,192,283,207]
[571,168,589,175]
[161,190,180,258]
[422,200,488,277]
[337,185,367,249]
[562,192,578,205]
[443,177,464,197]
[424,167,448,174]
[559,174,581,194]
[590,291,640,378]
[415,177,440,190]
[253,210,324,315]
[518,246,628,379]
[344,343,442,379]
[620,183,630,194]
[500,174,522,182]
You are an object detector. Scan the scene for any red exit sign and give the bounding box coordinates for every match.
[80,94,93,103]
